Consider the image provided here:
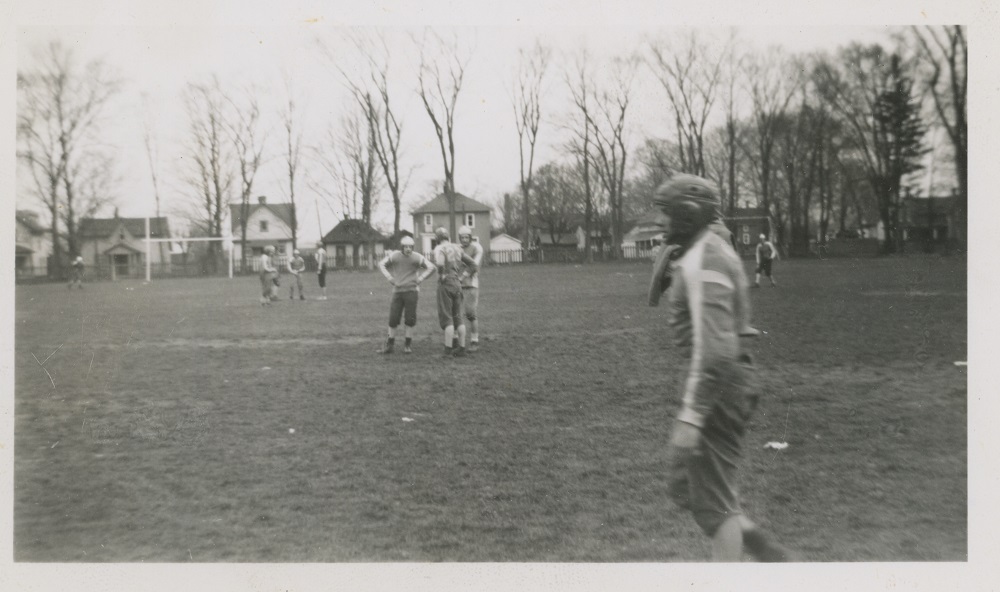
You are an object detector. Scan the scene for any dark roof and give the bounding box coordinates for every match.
[411,193,491,214]
[16,210,46,234]
[321,219,388,244]
[229,202,295,233]
[79,216,171,239]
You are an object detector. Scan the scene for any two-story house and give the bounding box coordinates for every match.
[78,215,172,279]
[411,193,492,255]
[16,210,52,278]
[230,196,296,264]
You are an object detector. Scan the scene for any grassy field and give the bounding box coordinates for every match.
[13,256,967,562]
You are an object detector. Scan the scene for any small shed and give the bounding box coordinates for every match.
[489,233,523,264]
[321,219,388,269]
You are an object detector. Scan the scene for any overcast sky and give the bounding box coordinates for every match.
[8,1,987,244]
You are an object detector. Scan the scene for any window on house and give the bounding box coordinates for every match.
[119,232,125,241]
[742,225,749,233]
[260,220,268,232]
[424,214,432,231]
[743,233,751,245]
[464,214,475,228]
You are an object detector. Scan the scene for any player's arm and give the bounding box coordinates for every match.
[459,252,478,275]
[377,253,394,283]
[416,254,437,283]
[771,243,779,261]
[287,258,295,274]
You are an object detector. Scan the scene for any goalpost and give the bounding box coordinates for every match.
[144,217,233,281]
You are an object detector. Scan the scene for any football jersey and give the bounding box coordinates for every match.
[667,229,753,427]
[460,241,484,289]
[378,250,432,293]
[434,242,472,289]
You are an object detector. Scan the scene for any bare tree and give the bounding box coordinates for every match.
[327,32,411,235]
[226,86,267,269]
[564,49,597,262]
[814,44,927,253]
[512,42,551,251]
[912,25,967,246]
[281,85,304,251]
[416,29,473,240]
[741,47,800,219]
[587,54,638,256]
[16,41,121,272]
[182,76,234,270]
[647,30,727,176]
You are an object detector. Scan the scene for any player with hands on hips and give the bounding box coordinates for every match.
[457,225,484,352]
[377,235,436,354]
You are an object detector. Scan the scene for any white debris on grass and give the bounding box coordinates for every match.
[402,417,414,422]
[763,441,789,450]
[288,428,296,434]
[954,361,967,367]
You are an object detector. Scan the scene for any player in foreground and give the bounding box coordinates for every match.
[287,249,306,300]
[754,234,779,287]
[259,245,278,305]
[457,226,484,352]
[432,227,479,357]
[377,236,437,354]
[651,174,793,562]
[314,243,328,300]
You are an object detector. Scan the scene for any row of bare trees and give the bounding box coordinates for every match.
[497,27,965,256]
[19,27,966,273]
[17,42,121,274]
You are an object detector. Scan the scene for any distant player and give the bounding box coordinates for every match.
[287,249,306,300]
[377,236,437,354]
[457,225,484,352]
[654,174,793,562]
[754,234,778,287]
[69,256,85,289]
[314,242,328,300]
[259,245,278,305]
[432,227,478,357]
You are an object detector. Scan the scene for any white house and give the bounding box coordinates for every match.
[489,233,522,263]
[230,196,296,263]
[15,210,52,278]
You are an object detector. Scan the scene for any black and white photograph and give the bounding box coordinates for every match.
[3,0,993,590]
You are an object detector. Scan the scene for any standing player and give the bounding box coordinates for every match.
[655,174,793,562]
[314,242,328,300]
[259,245,278,305]
[287,249,306,300]
[69,256,85,289]
[432,227,478,357]
[377,236,436,354]
[754,234,778,287]
[457,225,484,352]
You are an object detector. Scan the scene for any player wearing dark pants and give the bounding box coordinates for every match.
[314,243,328,300]
[432,227,479,358]
[69,256,85,289]
[651,174,793,562]
[377,236,435,354]
[754,234,778,287]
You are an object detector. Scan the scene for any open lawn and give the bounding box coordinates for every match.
[13,256,967,562]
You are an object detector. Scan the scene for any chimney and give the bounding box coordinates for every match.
[258,195,267,205]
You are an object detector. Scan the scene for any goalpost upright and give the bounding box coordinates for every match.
[145,217,234,281]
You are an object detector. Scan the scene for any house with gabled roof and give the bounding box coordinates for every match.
[16,210,52,278]
[320,218,388,269]
[78,214,171,279]
[411,192,491,255]
[229,195,296,262]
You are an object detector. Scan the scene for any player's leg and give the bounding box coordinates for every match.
[383,293,404,354]
[464,288,479,351]
[297,274,305,299]
[767,261,776,286]
[753,264,762,287]
[438,287,455,355]
[403,292,418,353]
[260,274,270,305]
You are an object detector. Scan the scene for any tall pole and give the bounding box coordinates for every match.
[145,217,151,282]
